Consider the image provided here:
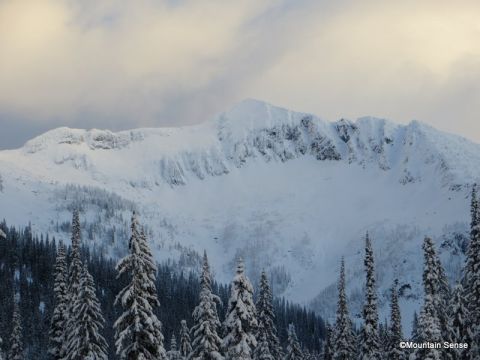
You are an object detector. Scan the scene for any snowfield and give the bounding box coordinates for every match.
[0,99,478,332]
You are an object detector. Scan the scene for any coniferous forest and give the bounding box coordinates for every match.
[0,186,480,359]
[0,214,324,359]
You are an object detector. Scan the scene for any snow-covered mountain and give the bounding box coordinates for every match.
[0,99,478,330]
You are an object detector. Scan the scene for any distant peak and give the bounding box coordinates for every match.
[23,127,86,152]
[216,99,316,138]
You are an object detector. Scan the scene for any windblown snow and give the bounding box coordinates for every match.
[0,99,478,331]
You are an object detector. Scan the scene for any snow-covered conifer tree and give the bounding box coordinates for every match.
[435,253,451,342]
[222,258,258,360]
[179,320,192,359]
[448,284,472,360]
[190,251,223,360]
[359,233,381,360]
[65,264,108,360]
[323,324,333,360]
[64,210,84,357]
[284,324,303,360]
[304,349,312,360]
[378,321,390,358]
[463,184,480,359]
[67,210,82,292]
[388,280,405,360]
[414,237,443,360]
[167,334,182,360]
[8,301,24,360]
[464,184,479,287]
[253,327,274,360]
[49,241,69,359]
[255,270,282,359]
[114,212,167,360]
[333,258,355,360]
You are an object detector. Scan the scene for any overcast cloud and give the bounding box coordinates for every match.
[0,0,479,149]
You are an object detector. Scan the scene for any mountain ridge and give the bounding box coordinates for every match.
[4,99,479,189]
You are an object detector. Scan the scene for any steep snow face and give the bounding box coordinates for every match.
[0,99,479,330]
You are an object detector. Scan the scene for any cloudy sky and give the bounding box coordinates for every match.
[1,0,479,149]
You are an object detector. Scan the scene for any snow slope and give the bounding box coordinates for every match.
[0,99,478,329]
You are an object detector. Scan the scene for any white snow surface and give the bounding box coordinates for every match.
[0,99,479,331]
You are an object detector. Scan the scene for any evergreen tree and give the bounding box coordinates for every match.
[284,324,303,360]
[463,184,480,359]
[322,324,333,360]
[48,241,68,359]
[388,280,405,360]
[308,350,321,360]
[435,251,451,343]
[64,210,84,357]
[190,251,223,360]
[303,348,312,360]
[253,326,274,360]
[222,258,258,360]
[8,301,24,360]
[414,237,443,360]
[448,284,472,360]
[167,335,182,360]
[255,271,282,359]
[114,212,167,360]
[464,184,479,287]
[179,320,192,360]
[378,320,390,358]
[359,233,381,360]
[419,235,450,342]
[67,210,82,291]
[333,258,355,360]
[65,264,108,360]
